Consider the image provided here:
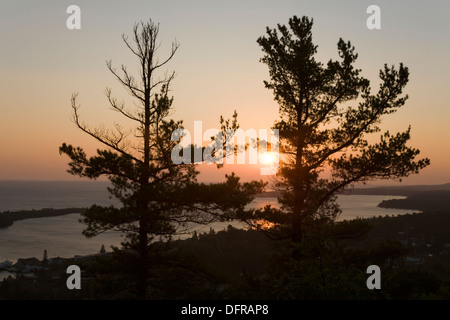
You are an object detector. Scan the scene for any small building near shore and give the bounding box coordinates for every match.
[14,257,42,272]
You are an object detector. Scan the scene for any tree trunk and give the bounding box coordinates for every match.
[136,216,149,299]
[292,103,305,244]
[291,215,303,243]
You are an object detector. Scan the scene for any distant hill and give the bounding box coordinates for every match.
[255,183,450,198]
[346,183,450,197]
[378,190,450,212]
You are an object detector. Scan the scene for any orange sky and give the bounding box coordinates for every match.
[1,1,449,186]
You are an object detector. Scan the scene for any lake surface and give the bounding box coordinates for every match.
[0,181,416,264]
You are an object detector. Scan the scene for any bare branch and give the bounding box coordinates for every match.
[150,71,176,92]
[153,40,180,70]
[70,93,143,163]
[106,60,145,102]
[121,33,142,58]
[106,88,144,124]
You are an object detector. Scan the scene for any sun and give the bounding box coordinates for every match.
[260,152,277,165]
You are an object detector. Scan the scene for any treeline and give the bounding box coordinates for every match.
[4,210,450,299]
[0,208,86,228]
[350,211,450,249]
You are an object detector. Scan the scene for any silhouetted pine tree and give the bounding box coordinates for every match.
[60,19,265,298]
[241,16,429,244]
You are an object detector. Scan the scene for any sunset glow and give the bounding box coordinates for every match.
[1,0,449,304]
[260,152,277,166]
[0,1,449,186]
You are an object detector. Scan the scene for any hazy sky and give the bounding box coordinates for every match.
[0,0,449,185]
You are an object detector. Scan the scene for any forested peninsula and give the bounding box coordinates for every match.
[0,208,86,228]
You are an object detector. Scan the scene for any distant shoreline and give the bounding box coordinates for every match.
[0,208,86,229]
[257,182,450,198]
[3,185,450,229]
[256,187,450,214]
[378,190,450,212]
